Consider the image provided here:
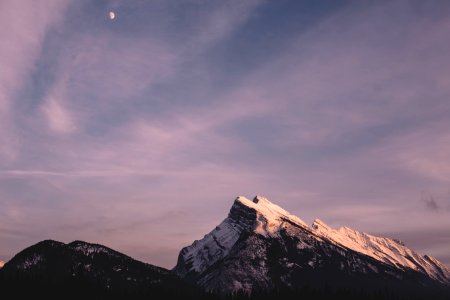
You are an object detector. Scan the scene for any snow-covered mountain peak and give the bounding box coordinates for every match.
[234,195,308,234]
[176,196,309,277]
[175,195,450,292]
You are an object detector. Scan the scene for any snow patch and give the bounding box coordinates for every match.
[296,240,312,250]
[18,254,43,270]
[71,242,115,258]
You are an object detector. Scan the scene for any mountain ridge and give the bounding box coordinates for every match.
[1,195,449,299]
[0,239,206,299]
[174,195,450,294]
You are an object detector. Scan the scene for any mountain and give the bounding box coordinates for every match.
[0,240,209,300]
[0,260,4,268]
[174,195,450,297]
[2,196,449,299]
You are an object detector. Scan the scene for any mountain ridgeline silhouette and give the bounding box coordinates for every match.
[1,196,449,299]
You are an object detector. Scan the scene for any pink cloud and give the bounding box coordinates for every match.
[373,122,450,183]
[0,0,70,162]
[41,82,77,134]
[182,0,262,54]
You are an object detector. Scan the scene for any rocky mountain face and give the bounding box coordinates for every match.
[174,196,450,296]
[0,240,205,299]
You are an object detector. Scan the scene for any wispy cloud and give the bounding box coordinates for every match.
[0,0,70,162]
[41,87,76,134]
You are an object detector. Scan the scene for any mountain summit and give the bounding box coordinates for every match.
[174,196,450,295]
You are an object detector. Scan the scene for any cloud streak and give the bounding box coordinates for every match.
[0,0,70,162]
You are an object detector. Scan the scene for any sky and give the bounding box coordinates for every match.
[1,0,450,269]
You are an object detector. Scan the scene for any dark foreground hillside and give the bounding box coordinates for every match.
[1,274,449,300]
[0,240,212,300]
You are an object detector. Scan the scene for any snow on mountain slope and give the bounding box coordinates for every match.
[236,195,309,236]
[0,260,5,268]
[312,219,450,284]
[175,195,310,277]
[176,214,242,276]
[68,240,128,259]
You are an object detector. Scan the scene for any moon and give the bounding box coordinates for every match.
[109,11,115,20]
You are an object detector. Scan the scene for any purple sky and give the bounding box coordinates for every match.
[1,0,450,268]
